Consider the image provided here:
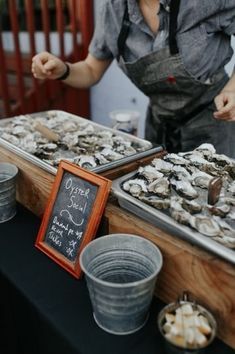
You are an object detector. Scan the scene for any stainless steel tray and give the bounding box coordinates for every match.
[0,110,163,175]
[112,171,235,265]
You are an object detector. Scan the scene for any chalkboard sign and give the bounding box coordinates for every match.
[35,160,112,278]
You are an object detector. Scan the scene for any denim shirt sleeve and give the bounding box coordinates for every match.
[220,0,235,35]
[88,1,114,60]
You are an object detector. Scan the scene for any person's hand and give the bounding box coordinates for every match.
[214,91,235,121]
[31,51,67,80]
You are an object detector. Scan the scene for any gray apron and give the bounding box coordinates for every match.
[117,0,234,156]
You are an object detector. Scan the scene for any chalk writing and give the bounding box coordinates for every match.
[44,171,97,262]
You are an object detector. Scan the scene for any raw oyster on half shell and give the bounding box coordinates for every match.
[171,179,198,200]
[189,215,221,237]
[122,179,147,197]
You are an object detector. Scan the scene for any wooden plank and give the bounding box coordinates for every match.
[0,145,164,215]
[0,146,54,218]
[0,144,235,348]
[105,202,235,349]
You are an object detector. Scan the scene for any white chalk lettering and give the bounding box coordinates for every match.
[75,231,83,240]
[69,240,77,249]
[65,178,90,198]
[53,216,69,231]
[68,229,74,236]
[51,225,63,237]
[66,247,74,257]
[67,196,87,213]
[48,231,62,247]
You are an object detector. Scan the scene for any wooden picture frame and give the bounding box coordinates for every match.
[35,160,112,278]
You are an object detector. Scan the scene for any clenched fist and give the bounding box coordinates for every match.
[31,51,68,80]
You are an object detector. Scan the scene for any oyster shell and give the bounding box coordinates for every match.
[62,120,77,132]
[207,203,230,217]
[189,215,221,237]
[224,164,235,179]
[171,209,191,226]
[100,147,123,161]
[220,197,235,206]
[138,165,163,182]
[172,165,192,181]
[40,143,58,151]
[151,158,173,174]
[94,152,109,165]
[209,153,232,167]
[195,143,216,157]
[12,125,28,137]
[186,154,214,168]
[74,155,97,169]
[227,181,235,196]
[171,179,198,200]
[182,199,202,214]
[1,132,20,146]
[76,123,95,136]
[191,171,213,189]
[213,235,235,248]
[170,196,184,212]
[122,179,147,197]
[164,153,189,166]
[148,177,170,198]
[139,195,170,209]
[61,133,78,147]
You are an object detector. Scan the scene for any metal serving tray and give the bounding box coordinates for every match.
[0,110,163,175]
[112,171,235,265]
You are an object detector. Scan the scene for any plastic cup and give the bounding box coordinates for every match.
[109,110,140,136]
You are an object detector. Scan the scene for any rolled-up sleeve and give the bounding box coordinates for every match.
[89,2,114,60]
[220,1,235,35]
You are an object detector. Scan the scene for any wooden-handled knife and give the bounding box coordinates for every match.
[34,122,60,142]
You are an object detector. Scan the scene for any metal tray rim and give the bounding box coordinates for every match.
[0,110,163,175]
[111,171,235,265]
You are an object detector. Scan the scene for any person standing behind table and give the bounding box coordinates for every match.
[32,0,235,156]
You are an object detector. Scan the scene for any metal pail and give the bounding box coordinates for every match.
[0,162,18,223]
[79,233,163,335]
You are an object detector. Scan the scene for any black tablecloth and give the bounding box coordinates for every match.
[0,204,234,354]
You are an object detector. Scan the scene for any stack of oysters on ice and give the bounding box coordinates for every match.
[122,143,235,249]
[0,111,148,169]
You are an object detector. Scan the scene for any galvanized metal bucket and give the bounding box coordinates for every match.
[0,162,18,223]
[79,233,163,335]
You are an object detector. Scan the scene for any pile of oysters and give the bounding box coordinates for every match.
[122,143,235,249]
[0,111,148,169]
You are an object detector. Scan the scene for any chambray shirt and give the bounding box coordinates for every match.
[89,0,235,81]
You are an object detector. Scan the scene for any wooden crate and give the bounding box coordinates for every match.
[1,144,234,349]
[0,144,165,217]
[106,203,235,349]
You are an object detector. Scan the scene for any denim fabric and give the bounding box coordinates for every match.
[89,0,235,81]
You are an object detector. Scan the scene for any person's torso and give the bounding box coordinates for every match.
[89,0,235,81]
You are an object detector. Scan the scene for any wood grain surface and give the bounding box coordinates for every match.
[0,145,235,348]
[105,202,235,349]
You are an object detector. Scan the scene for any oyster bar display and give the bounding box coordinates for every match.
[0,110,155,174]
[112,143,235,264]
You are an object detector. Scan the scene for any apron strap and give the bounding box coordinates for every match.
[169,0,181,55]
[117,0,181,59]
[117,1,130,60]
